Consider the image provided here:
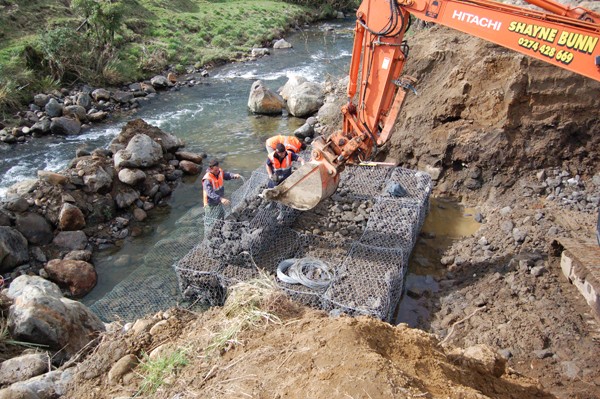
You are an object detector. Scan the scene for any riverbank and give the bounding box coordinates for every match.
[0,0,352,127]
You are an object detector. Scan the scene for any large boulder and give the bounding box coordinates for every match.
[76,92,92,110]
[117,168,146,186]
[110,119,183,154]
[44,259,97,297]
[114,134,163,169]
[175,151,204,164]
[150,75,170,89]
[287,82,324,117]
[317,99,343,127]
[7,276,105,359]
[279,75,308,101]
[179,160,201,175]
[0,369,73,399]
[0,353,49,386]
[14,212,54,245]
[247,80,285,115]
[75,158,114,194]
[29,119,51,135]
[44,98,62,118]
[52,231,88,251]
[58,203,86,231]
[91,88,111,102]
[0,226,29,272]
[50,117,81,135]
[63,105,87,122]
[37,170,69,186]
[273,38,292,49]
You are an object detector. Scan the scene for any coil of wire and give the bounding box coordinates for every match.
[277,257,332,291]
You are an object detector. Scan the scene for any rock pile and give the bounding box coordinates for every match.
[0,119,204,299]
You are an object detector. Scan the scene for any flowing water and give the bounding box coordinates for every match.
[0,19,480,321]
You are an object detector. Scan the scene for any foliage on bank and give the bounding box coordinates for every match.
[0,0,359,120]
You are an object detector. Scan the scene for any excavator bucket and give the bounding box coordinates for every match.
[262,160,340,211]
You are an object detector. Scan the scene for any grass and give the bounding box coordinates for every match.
[136,348,190,395]
[207,271,284,353]
[0,0,353,118]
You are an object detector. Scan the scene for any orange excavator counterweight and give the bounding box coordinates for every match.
[263,0,600,210]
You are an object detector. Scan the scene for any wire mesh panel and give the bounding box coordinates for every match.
[324,243,406,321]
[174,164,432,322]
[335,164,395,201]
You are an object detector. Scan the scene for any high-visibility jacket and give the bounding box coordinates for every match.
[202,169,224,207]
[266,135,303,153]
[268,151,294,178]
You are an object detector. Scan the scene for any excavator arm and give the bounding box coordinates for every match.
[264,0,600,211]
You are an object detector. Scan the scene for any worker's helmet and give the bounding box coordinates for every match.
[275,143,286,153]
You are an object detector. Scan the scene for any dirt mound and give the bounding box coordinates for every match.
[65,288,552,399]
[389,26,600,201]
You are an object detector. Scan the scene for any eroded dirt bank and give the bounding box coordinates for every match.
[389,26,600,398]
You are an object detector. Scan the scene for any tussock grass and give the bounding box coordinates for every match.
[207,271,297,353]
[136,348,190,396]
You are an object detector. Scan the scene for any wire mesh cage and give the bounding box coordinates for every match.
[175,163,432,322]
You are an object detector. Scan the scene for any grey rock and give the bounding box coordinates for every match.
[63,105,87,122]
[251,47,270,57]
[0,226,29,272]
[0,354,49,385]
[7,276,104,359]
[29,119,51,134]
[44,98,62,118]
[114,134,163,169]
[91,88,111,102]
[287,81,324,117]
[118,168,146,186]
[248,80,284,115]
[52,231,88,251]
[15,212,53,245]
[33,94,50,108]
[273,38,292,49]
[50,117,81,135]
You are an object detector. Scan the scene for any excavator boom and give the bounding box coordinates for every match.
[265,0,600,210]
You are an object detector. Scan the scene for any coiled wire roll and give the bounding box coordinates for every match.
[277,258,332,291]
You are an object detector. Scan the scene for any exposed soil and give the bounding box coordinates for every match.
[63,26,600,399]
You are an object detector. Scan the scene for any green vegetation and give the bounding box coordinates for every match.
[0,0,358,120]
[136,348,189,395]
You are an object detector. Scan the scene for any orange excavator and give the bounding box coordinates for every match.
[263,0,600,211]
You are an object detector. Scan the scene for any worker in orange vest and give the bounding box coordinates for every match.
[266,143,305,189]
[265,135,306,155]
[202,159,241,232]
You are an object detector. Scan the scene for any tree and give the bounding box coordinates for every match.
[72,0,124,48]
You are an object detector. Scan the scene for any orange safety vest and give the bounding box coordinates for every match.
[202,169,224,206]
[268,151,293,175]
[266,135,303,153]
